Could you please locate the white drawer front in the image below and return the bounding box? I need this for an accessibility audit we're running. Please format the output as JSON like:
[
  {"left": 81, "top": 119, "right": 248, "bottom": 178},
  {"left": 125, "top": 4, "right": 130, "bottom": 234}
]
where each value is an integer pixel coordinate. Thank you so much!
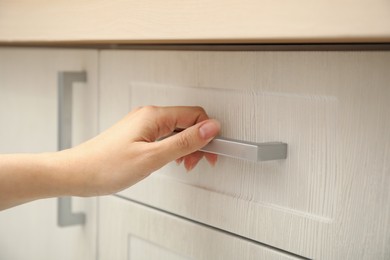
[
  {"left": 128, "top": 82, "right": 336, "bottom": 219},
  {"left": 128, "top": 236, "right": 189, "bottom": 260},
  {"left": 99, "top": 50, "right": 390, "bottom": 259},
  {"left": 98, "top": 196, "right": 303, "bottom": 260}
]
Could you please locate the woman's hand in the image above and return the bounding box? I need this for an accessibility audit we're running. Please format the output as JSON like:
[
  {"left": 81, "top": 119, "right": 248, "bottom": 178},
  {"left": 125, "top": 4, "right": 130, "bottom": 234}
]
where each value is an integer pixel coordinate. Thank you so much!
[
  {"left": 67, "top": 106, "right": 220, "bottom": 196},
  {"left": 0, "top": 106, "right": 220, "bottom": 209}
]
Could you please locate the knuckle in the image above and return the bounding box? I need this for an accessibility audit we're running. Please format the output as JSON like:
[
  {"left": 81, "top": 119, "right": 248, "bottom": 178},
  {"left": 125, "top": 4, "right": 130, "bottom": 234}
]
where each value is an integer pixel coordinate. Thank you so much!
[
  {"left": 194, "top": 106, "right": 206, "bottom": 113},
  {"left": 175, "top": 134, "right": 192, "bottom": 150},
  {"left": 141, "top": 105, "right": 158, "bottom": 114},
  {"left": 193, "top": 106, "right": 208, "bottom": 120},
  {"left": 133, "top": 106, "right": 144, "bottom": 112}
]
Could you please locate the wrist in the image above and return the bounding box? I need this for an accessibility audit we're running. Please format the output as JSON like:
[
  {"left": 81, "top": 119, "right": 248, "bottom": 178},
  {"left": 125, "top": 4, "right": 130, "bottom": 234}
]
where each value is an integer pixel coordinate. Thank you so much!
[
  {"left": 46, "top": 149, "right": 91, "bottom": 197},
  {"left": 0, "top": 152, "right": 80, "bottom": 209}
]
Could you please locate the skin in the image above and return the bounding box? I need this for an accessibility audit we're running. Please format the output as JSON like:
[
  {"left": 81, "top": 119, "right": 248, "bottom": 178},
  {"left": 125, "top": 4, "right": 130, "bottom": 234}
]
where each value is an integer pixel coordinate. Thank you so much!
[{"left": 0, "top": 106, "right": 220, "bottom": 210}]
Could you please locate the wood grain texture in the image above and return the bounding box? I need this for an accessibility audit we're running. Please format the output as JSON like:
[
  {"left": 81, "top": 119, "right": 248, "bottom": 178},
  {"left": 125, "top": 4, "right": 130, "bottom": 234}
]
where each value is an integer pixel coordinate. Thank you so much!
[
  {"left": 99, "top": 50, "right": 390, "bottom": 259},
  {"left": 0, "top": 48, "right": 99, "bottom": 260},
  {"left": 98, "top": 196, "right": 303, "bottom": 260},
  {"left": 0, "top": 0, "right": 390, "bottom": 44},
  {"left": 129, "top": 83, "right": 337, "bottom": 219}
]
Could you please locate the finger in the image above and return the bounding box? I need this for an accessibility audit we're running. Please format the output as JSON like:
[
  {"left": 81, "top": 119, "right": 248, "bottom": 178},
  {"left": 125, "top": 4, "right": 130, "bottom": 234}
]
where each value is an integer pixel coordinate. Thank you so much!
[
  {"left": 205, "top": 153, "right": 218, "bottom": 166},
  {"left": 160, "top": 106, "right": 209, "bottom": 127},
  {"left": 150, "top": 119, "right": 220, "bottom": 165},
  {"left": 183, "top": 151, "right": 204, "bottom": 172},
  {"left": 151, "top": 106, "right": 210, "bottom": 139}
]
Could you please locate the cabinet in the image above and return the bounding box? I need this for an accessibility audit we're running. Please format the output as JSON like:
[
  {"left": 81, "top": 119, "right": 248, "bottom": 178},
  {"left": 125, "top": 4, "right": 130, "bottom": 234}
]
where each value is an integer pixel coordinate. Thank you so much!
[
  {"left": 0, "top": 48, "right": 98, "bottom": 260},
  {"left": 1, "top": 47, "right": 389, "bottom": 259},
  {"left": 98, "top": 50, "right": 390, "bottom": 259}
]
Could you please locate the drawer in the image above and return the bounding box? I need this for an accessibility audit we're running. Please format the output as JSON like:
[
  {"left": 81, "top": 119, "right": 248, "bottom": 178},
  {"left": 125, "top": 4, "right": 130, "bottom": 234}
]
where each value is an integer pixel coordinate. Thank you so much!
[
  {"left": 98, "top": 195, "right": 304, "bottom": 259},
  {"left": 99, "top": 50, "right": 390, "bottom": 259}
]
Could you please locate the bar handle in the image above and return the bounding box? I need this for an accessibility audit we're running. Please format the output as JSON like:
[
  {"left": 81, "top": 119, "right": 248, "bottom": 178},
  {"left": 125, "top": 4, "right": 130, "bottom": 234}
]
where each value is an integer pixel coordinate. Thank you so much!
[
  {"left": 200, "top": 137, "right": 287, "bottom": 162},
  {"left": 164, "top": 132, "right": 287, "bottom": 162},
  {"left": 57, "top": 71, "right": 87, "bottom": 227}
]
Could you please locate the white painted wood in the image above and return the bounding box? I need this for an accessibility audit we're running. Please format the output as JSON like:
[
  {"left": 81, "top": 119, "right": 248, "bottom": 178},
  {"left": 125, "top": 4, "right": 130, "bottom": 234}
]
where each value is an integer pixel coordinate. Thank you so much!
[
  {"left": 98, "top": 196, "right": 302, "bottom": 260},
  {"left": 0, "top": 48, "right": 98, "bottom": 260},
  {"left": 0, "top": 1, "right": 389, "bottom": 44},
  {"left": 128, "top": 236, "right": 189, "bottom": 260},
  {"left": 99, "top": 50, "right": 390, "bottom": 259}
]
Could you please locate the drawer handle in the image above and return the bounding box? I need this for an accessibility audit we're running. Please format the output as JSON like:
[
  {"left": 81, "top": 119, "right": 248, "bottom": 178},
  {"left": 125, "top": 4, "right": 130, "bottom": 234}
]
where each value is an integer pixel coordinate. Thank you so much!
[
  {"left": 200, "top": 137, "right": 287, "bottom": 162},
  {"left": 166, "top": 132, "right": 287, "bottom": 162},
  {"left": 57, "top": 71, "right": 87, "bottom": 227}
]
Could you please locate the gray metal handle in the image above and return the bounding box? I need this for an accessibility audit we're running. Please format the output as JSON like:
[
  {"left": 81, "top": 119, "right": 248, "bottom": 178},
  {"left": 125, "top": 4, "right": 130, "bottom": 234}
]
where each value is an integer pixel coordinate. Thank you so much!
[
  {"left": 165, "top": 132, "right": 287, "bottom": 162},
  {"left": 200, "top": 137, "right": 287, "bottom": 162},
  {"left": 57, "top": 71, "right": 87, "bottom": 227}
]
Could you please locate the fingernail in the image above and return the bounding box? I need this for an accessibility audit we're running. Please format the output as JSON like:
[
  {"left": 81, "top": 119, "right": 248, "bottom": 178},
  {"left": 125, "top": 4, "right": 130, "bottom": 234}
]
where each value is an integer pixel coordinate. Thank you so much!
[
  {"left": 199, "top": 120, "right": 220, "bottom": 140},
  {"left": 184, "top": 157, "right": 198, "bottom": 172},
  {"left": 176, "top": 158, "right": 183, "bottom": 165},
  {"left": 186, "top": 163, "right": 193, "bottom": 172},
  {"left": 209, "top": 156, "right": 218, "bottom": 167}
]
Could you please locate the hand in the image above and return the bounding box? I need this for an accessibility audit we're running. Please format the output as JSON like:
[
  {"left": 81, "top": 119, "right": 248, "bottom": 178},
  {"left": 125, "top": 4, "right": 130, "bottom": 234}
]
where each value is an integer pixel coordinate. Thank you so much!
[
  {"left": 55, "top": 106, "right": 220, "bottom": 196},
  {"left": 0, "top": 106, "right": 220, "bottom": 209}
]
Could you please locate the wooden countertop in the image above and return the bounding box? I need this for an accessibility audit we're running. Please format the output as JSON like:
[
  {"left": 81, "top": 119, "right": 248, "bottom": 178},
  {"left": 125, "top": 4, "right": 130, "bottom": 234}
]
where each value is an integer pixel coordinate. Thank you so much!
[{"left": 0, "top": 0, "right": 389, "bottom": 45}]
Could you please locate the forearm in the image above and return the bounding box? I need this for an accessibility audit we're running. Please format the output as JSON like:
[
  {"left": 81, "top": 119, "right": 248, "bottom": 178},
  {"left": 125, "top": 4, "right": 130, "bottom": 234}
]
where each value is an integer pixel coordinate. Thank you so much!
[{"left": 0, "top": 152, "right": 77, "bottom": 210}]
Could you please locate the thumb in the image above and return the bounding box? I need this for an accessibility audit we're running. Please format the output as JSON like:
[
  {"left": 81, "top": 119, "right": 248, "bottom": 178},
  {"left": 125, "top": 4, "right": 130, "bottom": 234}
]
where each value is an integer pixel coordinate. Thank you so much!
[{"left": 153, "top": 119, "right": 220, "bottom": 164}]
